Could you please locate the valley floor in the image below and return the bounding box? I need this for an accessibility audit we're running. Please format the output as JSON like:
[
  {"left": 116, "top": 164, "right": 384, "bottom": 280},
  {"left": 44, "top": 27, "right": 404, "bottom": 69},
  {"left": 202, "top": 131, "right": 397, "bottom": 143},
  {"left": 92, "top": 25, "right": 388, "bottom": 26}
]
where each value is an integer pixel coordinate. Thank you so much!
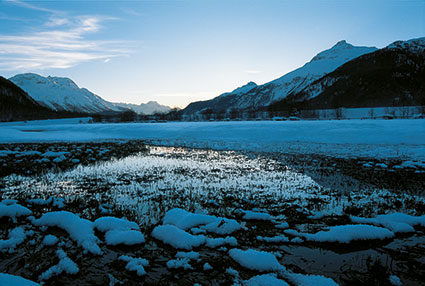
[{"left": 0, "top": 119, "right": 424, "bottom": 285}]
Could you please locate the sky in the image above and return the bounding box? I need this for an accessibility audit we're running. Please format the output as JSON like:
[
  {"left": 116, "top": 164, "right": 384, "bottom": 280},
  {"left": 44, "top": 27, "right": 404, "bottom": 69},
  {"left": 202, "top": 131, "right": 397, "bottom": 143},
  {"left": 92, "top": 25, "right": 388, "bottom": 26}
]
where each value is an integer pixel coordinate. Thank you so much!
[{"left": 0, "top": 0, "right": 424, "bottom": 108}]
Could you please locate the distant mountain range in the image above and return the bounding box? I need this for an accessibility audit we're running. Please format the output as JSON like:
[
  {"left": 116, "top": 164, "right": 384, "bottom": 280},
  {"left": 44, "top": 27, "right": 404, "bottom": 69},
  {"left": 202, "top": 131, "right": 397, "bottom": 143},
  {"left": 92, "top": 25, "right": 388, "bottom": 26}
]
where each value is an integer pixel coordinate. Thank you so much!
[
  {"left": 9, "top": 73, "right": 172, "bottom": 115},
  {"left": 183, "top": 37, "right": 425, "bottom": 117}
]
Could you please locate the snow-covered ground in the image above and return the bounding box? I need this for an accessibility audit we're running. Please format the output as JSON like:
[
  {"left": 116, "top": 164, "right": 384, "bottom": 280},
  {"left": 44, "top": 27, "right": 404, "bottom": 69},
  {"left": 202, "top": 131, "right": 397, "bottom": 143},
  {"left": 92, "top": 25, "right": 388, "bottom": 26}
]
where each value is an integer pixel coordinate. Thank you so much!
[{"left": 0, "top": 119, "right": 424, "bottom": 160}]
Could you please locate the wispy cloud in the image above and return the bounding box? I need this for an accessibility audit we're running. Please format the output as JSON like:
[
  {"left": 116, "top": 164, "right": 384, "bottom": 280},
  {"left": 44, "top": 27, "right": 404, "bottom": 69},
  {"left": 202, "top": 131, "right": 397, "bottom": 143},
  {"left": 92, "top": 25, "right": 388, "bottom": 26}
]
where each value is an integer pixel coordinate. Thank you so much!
[{"left": 0, "top": 1, "right": 131, "bottom": 71}]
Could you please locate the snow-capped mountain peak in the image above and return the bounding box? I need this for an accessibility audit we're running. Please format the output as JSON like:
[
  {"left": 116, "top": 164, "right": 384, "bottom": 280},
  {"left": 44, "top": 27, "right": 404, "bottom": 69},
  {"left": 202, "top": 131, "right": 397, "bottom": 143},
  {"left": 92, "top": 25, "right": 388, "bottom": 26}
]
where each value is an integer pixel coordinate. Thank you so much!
[
  {"left": 231, "top": 81, "right": 257, "bottom": 95},
  {"left": 9, "top": 73, "right": 172, "bottom": 114},
  {"left": 386, "top": 37, "right": 425, "bottom": 53}
]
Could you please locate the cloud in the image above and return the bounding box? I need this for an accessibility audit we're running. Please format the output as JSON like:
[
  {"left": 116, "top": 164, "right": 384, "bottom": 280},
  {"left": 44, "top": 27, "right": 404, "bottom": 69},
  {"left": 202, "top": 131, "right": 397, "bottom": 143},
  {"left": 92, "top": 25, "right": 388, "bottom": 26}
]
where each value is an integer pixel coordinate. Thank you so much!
[{"left": 0, "top": 2, "right": 131, "bottom": 71}]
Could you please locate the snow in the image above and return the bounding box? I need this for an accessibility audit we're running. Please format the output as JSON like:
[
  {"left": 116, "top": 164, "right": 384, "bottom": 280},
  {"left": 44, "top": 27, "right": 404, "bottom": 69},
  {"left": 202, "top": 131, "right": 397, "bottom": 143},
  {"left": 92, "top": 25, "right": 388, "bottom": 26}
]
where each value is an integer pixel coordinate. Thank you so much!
[
  {"left": 94, "top": 216, "right": 140, "bottom": 231},
  {"left": 175, "top": 251, "right": 200, "bottom": 260},
  {"left": 151, "top": 225, "right": 205, "bottom": 250},
  {"left": 118, "top": 255, "right": 149, "bottom": 276},
  {"left": 33, "top": 211, "right": 101, "bottom": 255},
  {"left": 42, "top": 151, "right": 70, "bottom": 158},
  {"left": 105, "top": 230, "right": 145, "bottom": 246},
  {"left": 203, "top": 263, "right": 213, "bottom": 271},
  {"left": 0, "top": 203, "right": 32, "bottom": 218},
  {"left": 291, "top": 224, "right": 394, "bottom": 243},
  {"left": 285, "top": 272, "right": 338, "bottom": 286},
  {"left": 205, "top": 236, "right": 238, "bottom": 248},
  {"left": 257, "top": 235, "right": 289, "bottom": 243},
  {"left": 244, "top": 274, "right": 289, "bottom": 286},
  {"left": 42, "top": 234, "right": 59, "bottom": 246},
  {"left": 0, "top": 119, "right": 423, "bottom": 161},
  {"left": 242, "top": 210, "right": 274, "bottom": 221},
  {"left": 275, "top": 222, "right": 289, "bottom": 229},
  {"left": 351, "top": 212, "right": 425, "bottom": 233},
  {"left": 389, "top": 275, "right": 402, "bottom": 286},
  {"left": 163, "top": 208, "right": 241, "bottom": 235},
  {"left": 228, "top": 249, "right": 285, "bottom": 272},
  {"left": 166, "top": 258, "right": 193, "bottom": 270},
  {"left": 0, "top": 273, "right": 40, "bottom": 286},
  {"left": 0, "top": 227, "right": 32, "bottom": 252},
  {"left": 39, "top": 249, "right": 79, "bottom": 281}
]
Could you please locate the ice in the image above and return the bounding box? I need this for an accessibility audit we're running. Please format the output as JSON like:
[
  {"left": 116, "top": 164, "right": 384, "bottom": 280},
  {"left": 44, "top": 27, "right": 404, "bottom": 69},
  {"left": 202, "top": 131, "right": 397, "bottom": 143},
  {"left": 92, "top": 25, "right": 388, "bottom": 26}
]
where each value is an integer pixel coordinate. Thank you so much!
[
  {"left": 118, "top": 255, "right": 149, "bottom": 276},
  {"left": 228, "top": 249, "right": 285, "bottom": 272},
  {"left": 151, "top": 225, "right": 205, "bottom": 250},
  {"left": 33, "top": 211, "right": 101, "bottom": 255},
  {"left": 39, "top": 249, "right": 79, "bottom": 281},
  {"left": 166, "top": 258, "right": 193, "bottom": 270},
  {"left": 285, "top": 272, "right": 338, "bottom": 286},
  {"left": 245, "top": 274, "right": 289, "bottom": 286},
  {"left": 42, "top": 234, "right": 59, "bottom": 246},
  {"left": 291, "top": 224, "right": 394, "bottom": 243},
  {"left": 0, "top": 273, "right": 40, "bottom": 286},
  {"left": 0, "top": 227, "right": 33, "bottom": 252},
  {"left": 205, "top": 236, "right": 238, "bottom": 248},
  {"left": 1, "top": 119, "right": 423, "bottom": 161}
]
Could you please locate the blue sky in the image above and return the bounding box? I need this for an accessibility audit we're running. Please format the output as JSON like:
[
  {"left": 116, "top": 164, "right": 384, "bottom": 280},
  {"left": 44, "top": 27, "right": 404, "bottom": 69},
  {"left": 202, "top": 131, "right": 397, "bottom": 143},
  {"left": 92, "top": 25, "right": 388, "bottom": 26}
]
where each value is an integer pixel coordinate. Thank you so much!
[{"left": 0, "top": 0, "right": 424, "bottom": 108}]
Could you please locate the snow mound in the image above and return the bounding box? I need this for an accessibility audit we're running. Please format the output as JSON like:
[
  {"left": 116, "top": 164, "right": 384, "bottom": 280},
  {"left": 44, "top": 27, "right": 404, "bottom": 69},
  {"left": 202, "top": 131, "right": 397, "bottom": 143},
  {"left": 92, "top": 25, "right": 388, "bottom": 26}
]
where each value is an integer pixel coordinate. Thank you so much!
[
  {"left": 118, "top": 255, "right": 149, "bottom": 276},
  {"left": 175, "top": 251, "right": 200, "bottom": 260},
  {"left": 33, "top": 211, "right": 101, "bottom": 255},
  {"left": 152, "top": 224, "right": 205, "bottom": 250},
  {"left": 206, "top": 236, "right": 238, "bottom": 248},
  {"left": 294, "top": 224, "right": 394, "bottom": 243},
  {"left": 0, "top": 203, "right": 32, "bottom": 218},
  {"left": 242, "top": 210, "right": 274, "bottom": 221},
  {"left": 39, "top": 249, "right": 79, "bottom": 281},
  {"left": 0, "top": 273, "right": 40, "bottom": 286},
  {"left": 94, "top": 216, "right": 144, "bottom": 246},
  {"left": 286, "top": 272, "right": 338, "bottom": 286},
  {"left": 351, "top": 212, "right": 425, "bottom": 233},
  {"left": 166, "top": 258, "right": 193, "bottom": 270},
  {"left": 163, "top": 208, "right": 240, "bottom": 234},
  {"left": 0, "top": 227, "right": 33, "bottom": 252},
  {"left": 257, "top": 235, "right": 289, "bottom": 243},
  {"left": 228, "top": 249, "right": 285, "bottom": 272},
  {"left": 245, "top": 274, "right": 289, "bottom": 286},
  {"left": 42, "top": 234, "right": 59, "bottom": 246}
]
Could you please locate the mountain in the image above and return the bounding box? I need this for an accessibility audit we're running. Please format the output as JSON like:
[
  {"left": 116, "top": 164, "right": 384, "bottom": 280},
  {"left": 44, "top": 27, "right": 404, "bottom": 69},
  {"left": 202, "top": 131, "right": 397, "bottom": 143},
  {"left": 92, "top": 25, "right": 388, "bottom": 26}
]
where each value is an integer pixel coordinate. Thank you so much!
[
  {"left": 113, "top": 101, "right": 172, "bottom": 115},
  {"left": 183, "top": 41, "right": 377, "bottom": 115},
  {"left": 9, "top": 73, "right": 172, "bottom": 115},
  {"left": 9, "top": 73, "right": 118, "bottom": 113},
  {"left": 270, "top": 37, "right": 425, "bottom": 110},
  {"left": 0, "top": 76, "right": 68, "bottom": 121}
]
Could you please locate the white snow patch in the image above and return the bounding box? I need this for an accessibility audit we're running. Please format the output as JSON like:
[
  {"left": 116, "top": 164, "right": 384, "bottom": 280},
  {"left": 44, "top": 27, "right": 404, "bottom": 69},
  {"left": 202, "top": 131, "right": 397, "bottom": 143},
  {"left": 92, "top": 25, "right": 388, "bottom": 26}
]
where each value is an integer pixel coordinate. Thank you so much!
[
  {"left": 152, "top": 225, "right": 205, "bottom": 250},
  {"left": 39, "top": 249, "right": 79, "bottom": 281},
  {"left": 351, "top": 212, "right": 425, "bottom": 233},
  {"left": 286, "top": 272, "right": 338, "bottom": 286},
  {"left": 166, "top": 258, "right": 193, "bottom": 270},
  {"left": 245, "top": 274, "right": 289, "bottom": 286},
  {"left": 205, "top": 236, "right": 238, "bottom": 248},
  {"left": 0, "top": 227, "right": 33, "bottom": 252},
  {"left": 42, "top": 234, "right": 59, "bottom": 246},
  {"left": 0, "top": 203, "right": 32, "bottom": 218},
  {"left": 118, "top": 255, "right": 149, "bottom": 276},
  {"left": 0, "top": 273, "right": 40, "bottom": 286},
  {"left": 242, "top": 210, "right": 274, "bottom": 221},
  {"left": 175, "top": 251, "right": 200, "bottom": 260},
  {"left": 94, "top": 217, "right": 144, "bottom": 246},
  {"left": 228, "top": 249, "right": 285, "bottom": 272},
  {"left": 33, "top": 211, "right": 101, "bottom": 255}
]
